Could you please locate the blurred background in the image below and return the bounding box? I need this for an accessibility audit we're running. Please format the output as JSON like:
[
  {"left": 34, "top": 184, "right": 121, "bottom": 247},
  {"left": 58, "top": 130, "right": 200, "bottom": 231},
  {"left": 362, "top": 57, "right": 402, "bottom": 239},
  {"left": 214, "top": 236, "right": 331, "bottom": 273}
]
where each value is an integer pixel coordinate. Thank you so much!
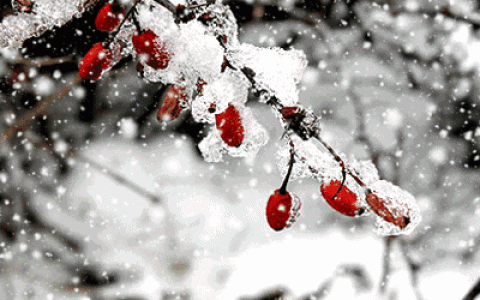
[{"left": 1, "top": 0, "right": 480, "bottom": 299}]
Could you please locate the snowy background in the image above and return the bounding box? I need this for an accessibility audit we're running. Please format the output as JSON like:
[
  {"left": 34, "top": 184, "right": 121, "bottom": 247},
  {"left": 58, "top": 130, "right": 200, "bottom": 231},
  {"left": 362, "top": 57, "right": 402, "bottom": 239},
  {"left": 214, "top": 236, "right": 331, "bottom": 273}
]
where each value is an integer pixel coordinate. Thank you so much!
[{"left": 1, "top": 0, "right": 480, "bottom": 299}]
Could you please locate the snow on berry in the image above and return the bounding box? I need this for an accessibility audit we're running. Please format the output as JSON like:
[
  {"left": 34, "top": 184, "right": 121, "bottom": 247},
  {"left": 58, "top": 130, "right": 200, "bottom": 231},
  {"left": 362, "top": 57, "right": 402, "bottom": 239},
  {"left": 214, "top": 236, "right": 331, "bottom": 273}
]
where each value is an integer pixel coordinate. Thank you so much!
[
  {"left": 79, "top": 42, "right": 117, "bottom": 80},
  {"left": 192, "top": 69, "right": 249, "bottom": 124},
  {"left": 320, "top": 180, "right": 365, "bottom": 217},
  {"left": 95, "top": 2, "right": 126, "bottom": 33},
  {"left": 199, "top": 106, "right": 268, "bottom": 162},
  {"left": 226, "top": 43, "right": 307, "bottom": 106},
  {"left": 136, "top": 2, "right": 224, "bottom": 86},
  {"left": 366, "top": 180, "right": 421, "bottom": 235},
  {"left": 157, "top": 85, "right": 188, "bottom": 121},
  {"left": 266, "top": 189, "right": 301, "bottom": 231}
]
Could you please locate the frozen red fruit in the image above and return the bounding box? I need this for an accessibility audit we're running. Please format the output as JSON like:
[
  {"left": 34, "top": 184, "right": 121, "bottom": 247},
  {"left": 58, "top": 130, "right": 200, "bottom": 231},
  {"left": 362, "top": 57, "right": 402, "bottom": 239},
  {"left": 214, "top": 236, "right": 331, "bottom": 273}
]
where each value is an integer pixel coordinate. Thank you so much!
[
  {"left": 366, "top": 191, "right": 410, "bottom": 229},
  {"left": 132, "top": 29, "right": 171, "bottom": 70},
  {"left": 266, "top": 189, "right": 301, "bottom": 231},
  {"left": 320, "top": 180, "right": 364, "bottom": 217},
  {"left": 215, "top": 104, "right": 245, "bottom": 147},
  {"left": 95, "top": 3, "right": 126, "bottom": 33},
  {"left": 281, "top": 106, "right": 299, "bottom": 119},
  {"left": 79, "top": 42, "right": 114, "bottom": 80},
  {"left": 157, "top": 85, "right": 186, "bottom": 121}
]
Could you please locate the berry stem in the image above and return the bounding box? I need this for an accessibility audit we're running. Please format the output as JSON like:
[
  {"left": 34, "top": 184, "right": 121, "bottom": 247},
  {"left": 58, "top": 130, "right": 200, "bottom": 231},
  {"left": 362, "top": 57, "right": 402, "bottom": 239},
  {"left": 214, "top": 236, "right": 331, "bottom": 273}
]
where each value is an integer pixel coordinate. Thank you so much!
[
  {"left": 279, "top": 138, "right": 295, "bottom": 195},
  {"left": 107, "top": 0, "right": 141, "bottom": 45}
]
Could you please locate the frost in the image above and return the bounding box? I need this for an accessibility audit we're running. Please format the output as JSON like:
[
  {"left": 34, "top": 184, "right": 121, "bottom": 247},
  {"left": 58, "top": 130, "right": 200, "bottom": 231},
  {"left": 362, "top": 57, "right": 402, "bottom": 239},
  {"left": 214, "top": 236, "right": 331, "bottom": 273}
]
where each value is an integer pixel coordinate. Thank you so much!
[
  {"left": 227, "top": 43, "right": 307, "bottom": 106},
  {"left": 368, "top": 180, "right": 421, "bottom": 235}
]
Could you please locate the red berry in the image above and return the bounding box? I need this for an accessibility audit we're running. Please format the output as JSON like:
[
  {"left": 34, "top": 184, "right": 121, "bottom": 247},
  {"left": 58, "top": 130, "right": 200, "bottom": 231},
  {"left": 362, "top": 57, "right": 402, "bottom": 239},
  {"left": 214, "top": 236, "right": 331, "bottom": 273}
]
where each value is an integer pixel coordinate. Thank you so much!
[
  {"left": 157, "top": 85, "right": 186, "bottom": 121},
  {"left": 366, "top": 192, "right": 410, "bottom": 229},
  {"left": 281, "top": 106, "right": 299, "bottom": 119},
  {"left": 266, "top": 189, "right": 301, "bottom": 231},
  {"left": 320, "top": 180, "right": 364, "bottom": 217},
  {"left": 79, "top": 42, "right": 114, "bottom": 80},
  {"left": 215, "top": 104, "right": 245, "bottom": 147},
  {"left": 95, "top": 3, "right": 126, "bottom": 33},
  {"left": 132, "top": 30, "right": 171, "bottom": 70}
]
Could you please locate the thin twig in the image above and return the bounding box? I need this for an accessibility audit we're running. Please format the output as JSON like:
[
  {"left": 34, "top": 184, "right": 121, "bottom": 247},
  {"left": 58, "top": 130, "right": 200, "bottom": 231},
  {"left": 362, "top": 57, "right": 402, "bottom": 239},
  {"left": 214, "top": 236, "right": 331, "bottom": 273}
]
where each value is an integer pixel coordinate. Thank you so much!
[
  {"left": 0, "top": 75, "right": 82, "bottom": 146},
  {"left": 380, "top": 236, "right": 395, "bottom": 293},
  {"left": 75, "top": 154, "right": 162, "bottom": 204},
  {"left": 399, "top": 239, "right": 424, "bottom": 300}
]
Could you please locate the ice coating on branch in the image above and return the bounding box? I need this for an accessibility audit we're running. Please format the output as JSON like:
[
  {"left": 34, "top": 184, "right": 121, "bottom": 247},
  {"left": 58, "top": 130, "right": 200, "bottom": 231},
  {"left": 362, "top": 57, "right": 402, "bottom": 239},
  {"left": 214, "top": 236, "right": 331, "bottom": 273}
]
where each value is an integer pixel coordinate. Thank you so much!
[
  {"left": 192, "top": 70, "right": 249, "bottom": 124},
  {"left": 276, "top": 137, "right": 338, "bottom": 181},
  {"left": 349, "top": 159, "right": 380, "bottom": 186},
  {"left": 201, "top": 3, "right": 239, "bottom": 46},
  {"left": 198, "top": 107, "right": 268, "bottom": 162},
  {"left": 368, "top": 180, "right": 421, "bottom": 235},
  {"left": 1, "top": 0, "right": 90, "bottom": 48},
  {"left": 227, "top": 44, "right": 307, "bottom": 106}
]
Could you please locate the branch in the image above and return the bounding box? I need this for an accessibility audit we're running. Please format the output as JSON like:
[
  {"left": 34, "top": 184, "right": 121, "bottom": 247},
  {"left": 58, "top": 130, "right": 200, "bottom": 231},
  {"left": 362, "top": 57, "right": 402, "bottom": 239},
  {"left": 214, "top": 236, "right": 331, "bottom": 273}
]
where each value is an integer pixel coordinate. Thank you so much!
[
  {"left": 463, "top": 278, "right": 480, "bottom": 300},
  {"left": 75, "top": 154, "right": 162, "bottom": 204},
  {"left": 380, "top": 236, "right": 394, "bottom": 293}
]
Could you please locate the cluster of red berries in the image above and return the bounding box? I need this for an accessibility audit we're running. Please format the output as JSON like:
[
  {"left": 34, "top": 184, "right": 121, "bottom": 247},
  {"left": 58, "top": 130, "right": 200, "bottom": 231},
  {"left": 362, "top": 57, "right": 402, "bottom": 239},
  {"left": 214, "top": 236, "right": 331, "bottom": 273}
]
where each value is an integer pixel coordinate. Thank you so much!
[
  {"left": 79, "top": 2, "right": 171, "bottom": 81},
  {"left": 80, "top": 2, "right": 246, "bottom": 149},
  {"left": 265, "top": 106, "right": 414, "bottom": 232}
]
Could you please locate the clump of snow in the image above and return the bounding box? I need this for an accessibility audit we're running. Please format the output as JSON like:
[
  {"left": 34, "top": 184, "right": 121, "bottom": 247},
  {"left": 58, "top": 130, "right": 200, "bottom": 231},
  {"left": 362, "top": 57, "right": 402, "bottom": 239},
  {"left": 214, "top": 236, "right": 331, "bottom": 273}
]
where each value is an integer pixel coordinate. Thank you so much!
[
  {"left": 1, "top": 0, "right": 90, "bottom": 48},
  {"left": 227, "top": 43, "right": 307, "bottom": 106},
  {"left": 142, "top": 19, "right": 224, "bottom": 86},
  {"left": 192, "top": 70, "right": 249, "bottom": 124}
]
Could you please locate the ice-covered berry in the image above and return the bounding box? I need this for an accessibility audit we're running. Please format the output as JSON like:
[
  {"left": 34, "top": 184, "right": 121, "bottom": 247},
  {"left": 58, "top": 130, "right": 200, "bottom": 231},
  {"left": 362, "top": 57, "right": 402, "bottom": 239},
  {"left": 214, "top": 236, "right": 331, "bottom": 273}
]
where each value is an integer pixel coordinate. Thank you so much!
[
  {"left": 132, "top": 29, "right": 171, "bottom": 70},
  {"left": 157, "top": 85, "right": 186, "bottom": 121},
  {"left": 365, "top": 180, "right": 420, "bottom": 234},
  {"left": 79, "top": 42, "right": 115, "bottom": 80},
  {"left": 320, "top": 180, "right": 364, "bottom": 217},
  {"left": 266, "top": 189, "right": 301, "bottom": 231},
  {"left": 215, "top": 104, "right": 244, "bottom": 147},
  {"left": 95, "top": 3, "right": 126, "bottom": 33}
]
